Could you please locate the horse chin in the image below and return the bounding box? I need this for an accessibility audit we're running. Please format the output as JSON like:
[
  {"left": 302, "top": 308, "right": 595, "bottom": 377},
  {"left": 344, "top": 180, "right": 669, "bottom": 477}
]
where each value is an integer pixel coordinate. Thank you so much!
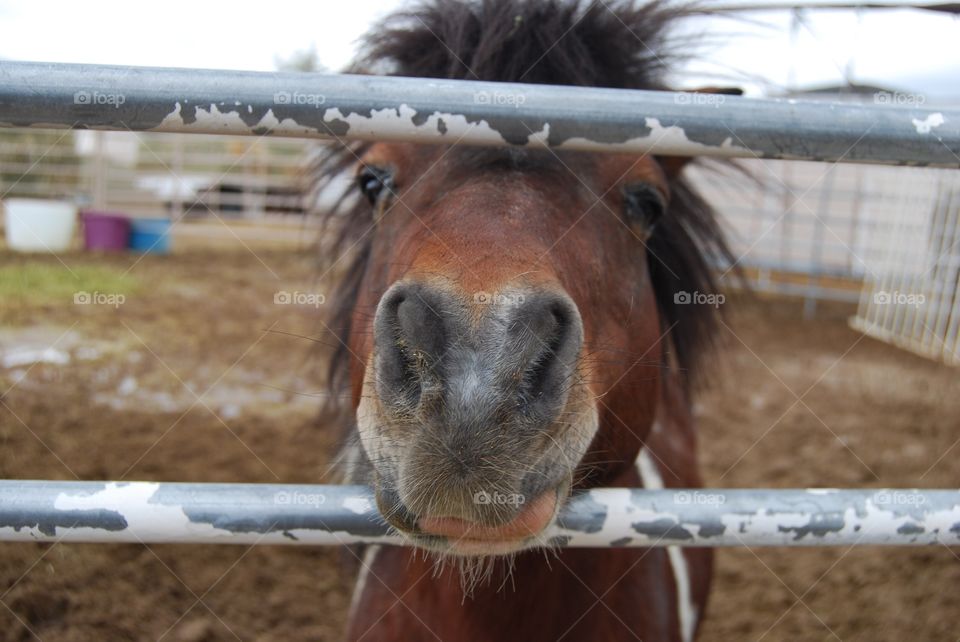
[
  {"left": 392, "top": 480, "right": 570, "bottom": 559},
  {"left": 408, "top": 535, "right": 540, "bottom": 558}
]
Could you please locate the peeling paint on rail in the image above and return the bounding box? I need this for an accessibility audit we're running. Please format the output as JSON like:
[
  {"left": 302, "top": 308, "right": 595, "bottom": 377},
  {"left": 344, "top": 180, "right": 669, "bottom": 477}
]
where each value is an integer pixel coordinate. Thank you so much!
[
  {"left": 1, "top": 61, "right": 959, "bottom": 166},
  {"left": 2, "top": 482, "right": 959, "bottom": 548}
]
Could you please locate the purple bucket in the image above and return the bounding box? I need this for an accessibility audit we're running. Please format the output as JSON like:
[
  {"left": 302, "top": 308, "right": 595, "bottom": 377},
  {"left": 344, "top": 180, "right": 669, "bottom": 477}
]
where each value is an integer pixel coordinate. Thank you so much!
[{"left": 82, "top": 212, "right": 130, "bottom": 251}]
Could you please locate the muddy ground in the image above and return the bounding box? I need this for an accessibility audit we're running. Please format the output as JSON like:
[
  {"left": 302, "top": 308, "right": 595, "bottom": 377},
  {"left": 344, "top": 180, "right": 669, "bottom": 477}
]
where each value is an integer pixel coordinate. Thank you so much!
[{"left": 0, "top": 245, "right": 957, "bottom": 641}]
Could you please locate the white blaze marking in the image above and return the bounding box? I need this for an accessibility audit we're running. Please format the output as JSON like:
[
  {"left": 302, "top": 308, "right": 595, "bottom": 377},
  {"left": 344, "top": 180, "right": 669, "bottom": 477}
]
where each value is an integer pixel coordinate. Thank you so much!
[
  {"left": 348, "top": 545, "right": 381, "bottom": 622},
  {"left": 636, "top": 448, "right": 696, "bottom": 642}
]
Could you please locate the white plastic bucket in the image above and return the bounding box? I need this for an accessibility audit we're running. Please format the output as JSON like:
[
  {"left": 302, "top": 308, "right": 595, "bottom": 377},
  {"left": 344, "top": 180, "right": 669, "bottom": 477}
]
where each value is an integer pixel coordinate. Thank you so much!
[{"left": 3, "top": 199, "right": 78, "bottom": 252}]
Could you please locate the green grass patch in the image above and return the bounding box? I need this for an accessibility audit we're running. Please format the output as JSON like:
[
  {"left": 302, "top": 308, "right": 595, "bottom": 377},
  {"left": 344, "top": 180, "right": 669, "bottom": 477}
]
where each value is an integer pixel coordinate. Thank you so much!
[{"left": 0, "top": 261, "right": 140, "bottom": 305}]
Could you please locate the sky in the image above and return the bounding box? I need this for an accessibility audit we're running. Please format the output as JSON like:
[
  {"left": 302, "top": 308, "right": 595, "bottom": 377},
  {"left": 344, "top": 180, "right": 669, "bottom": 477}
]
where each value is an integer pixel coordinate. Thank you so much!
[{"left": 0, "top": 0, "right": 957, "bottom": 101}]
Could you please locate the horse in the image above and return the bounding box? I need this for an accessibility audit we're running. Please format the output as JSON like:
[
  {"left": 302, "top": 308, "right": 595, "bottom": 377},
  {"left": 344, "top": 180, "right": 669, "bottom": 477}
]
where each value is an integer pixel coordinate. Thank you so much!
[{"left": 313, "top": 1, "right": 736, "bottom": 640}]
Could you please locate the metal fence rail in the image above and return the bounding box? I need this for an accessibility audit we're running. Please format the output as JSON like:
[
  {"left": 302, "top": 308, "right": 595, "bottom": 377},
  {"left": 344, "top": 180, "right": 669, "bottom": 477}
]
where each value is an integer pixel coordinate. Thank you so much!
[
  {"left": 1, "top": 61, "right": 959, "bottom": 166},
  {"left": 1, "top": 481, "right": 958, "bottom": 548}
]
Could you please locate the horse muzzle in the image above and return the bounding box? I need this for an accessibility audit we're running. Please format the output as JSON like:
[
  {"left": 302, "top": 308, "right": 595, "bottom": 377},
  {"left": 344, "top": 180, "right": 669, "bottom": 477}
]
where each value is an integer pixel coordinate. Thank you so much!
[{"left": 361, "top": 279, "right": 588, "bottom": 555}]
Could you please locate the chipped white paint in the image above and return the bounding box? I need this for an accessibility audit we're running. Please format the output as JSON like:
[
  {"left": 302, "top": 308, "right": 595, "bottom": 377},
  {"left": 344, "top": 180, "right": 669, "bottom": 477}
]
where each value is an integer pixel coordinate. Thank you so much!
[
  {"left": 549, "top": 485, "right": 960, "bottom": 547},
  {"left": 251, "top": 109, "right": 316, "bottom": 136},
  {"left": 636, "top": 449, "right": 697, "bottom": 642},
  {"left": 0, "top": 522, "right": 397, "bottom": 546},
  {"left": 53, "top": 482, "right": 231, "bottom": 542},
  {"left": 158, "top": 102, "right": 249, "bottom": 132},
  {"left": 344, "top": 496, "right": 374, "bottom": 515},
  {"left": 717, "top": 505, "right": 824, "bottom": 544},
  {"left": 3, "top": 482, "right": 960, "bottom": 547},
  {"left": 557, "top": 117, "right": 750, "bottom": 157},
  {"left": 157, "top": 102, "right": 319, "bottom": 137},
  {"left": 0, "top": 481, "right": 399, "bottom": 546},
  {"left": 525, "top": 123, "right": 551, "bottom": 146},
  {"left": 643, "top": 117, "right": 743, "bottom": 154},
  {"left": 157, "top": 102, "right": 185, "bottom": 127},
  {"left": 912, "top": 113, "right": 945, "bottom": 134},
  {"left": 323, "top": 105, "right": 509, "bottom": 145},
  {"left": 421, "top": 111, "right": 515, "bottom": 144},
  {"left": 4, "top": 60, "right": 960, "bottom": 165}
]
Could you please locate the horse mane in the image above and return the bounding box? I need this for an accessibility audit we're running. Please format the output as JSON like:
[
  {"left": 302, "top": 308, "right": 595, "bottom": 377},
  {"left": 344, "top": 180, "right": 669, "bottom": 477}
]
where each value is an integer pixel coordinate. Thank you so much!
[{"left": 313, "top": 0, "right": 735, "bottom": 411}]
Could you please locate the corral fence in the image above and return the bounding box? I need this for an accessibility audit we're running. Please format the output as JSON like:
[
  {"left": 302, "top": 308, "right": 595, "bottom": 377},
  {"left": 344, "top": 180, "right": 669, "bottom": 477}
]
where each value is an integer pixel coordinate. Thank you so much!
[
  {"left": 0, "top": 129, "right": 311, "bottom": 218},
  {"left": 850, "top": 172, "right": 960, "bottom": 365},
  {"left": 4, "top": 132, "right": 957, "bottom": 315},
  {"left": 0, "top": 60, "right": 958, "bottom": 548}
]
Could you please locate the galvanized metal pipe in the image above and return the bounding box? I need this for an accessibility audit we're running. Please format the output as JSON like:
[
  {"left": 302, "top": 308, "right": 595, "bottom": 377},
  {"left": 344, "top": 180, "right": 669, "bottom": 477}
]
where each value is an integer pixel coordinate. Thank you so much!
[
  {"left": 1, "top": 61, "right": 958, "bottom": 167},
  {"left": 1, "top": 481, "right": 958, "bottom": 547}
]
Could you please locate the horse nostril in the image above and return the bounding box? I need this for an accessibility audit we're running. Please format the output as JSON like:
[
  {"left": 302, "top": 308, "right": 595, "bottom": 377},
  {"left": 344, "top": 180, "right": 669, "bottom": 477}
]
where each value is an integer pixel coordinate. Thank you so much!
[
  {"left": 373, "top": 284, "right": 582, "bottom": 419},
  {"left": 507, "top": 294, "right": 583, "bottom": 413},
  {"left": 373, "top": 284, "right": 448, "bottom": 408},
  {"left": 522, "top": 309, "right": 564, "bottom": 393}
]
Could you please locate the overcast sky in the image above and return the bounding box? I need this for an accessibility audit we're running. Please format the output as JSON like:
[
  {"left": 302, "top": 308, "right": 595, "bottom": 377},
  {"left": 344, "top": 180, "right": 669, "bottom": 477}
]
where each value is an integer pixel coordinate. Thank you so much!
[{"left": 0, "top": 0, "right": 956, "bottom": 100}]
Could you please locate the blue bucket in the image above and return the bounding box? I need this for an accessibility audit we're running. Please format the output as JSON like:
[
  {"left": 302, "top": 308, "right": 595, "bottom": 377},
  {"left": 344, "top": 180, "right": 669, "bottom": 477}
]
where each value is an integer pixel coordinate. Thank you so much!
[{"left": 128, "top": 217, "right": 172, "bottom": 254}]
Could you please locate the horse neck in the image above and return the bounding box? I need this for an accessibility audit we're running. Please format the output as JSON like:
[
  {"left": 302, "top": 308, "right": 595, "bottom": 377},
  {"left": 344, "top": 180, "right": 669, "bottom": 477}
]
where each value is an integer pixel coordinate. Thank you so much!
[{"left": 345, "top": 521, "right": 690, "bottom": 642}]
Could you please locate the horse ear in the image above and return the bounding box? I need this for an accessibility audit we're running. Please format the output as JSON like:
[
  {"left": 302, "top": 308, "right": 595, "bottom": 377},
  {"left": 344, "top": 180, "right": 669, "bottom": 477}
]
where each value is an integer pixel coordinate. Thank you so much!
[{"left": 656, "top": 87, "right": 744, "bottom": 179}]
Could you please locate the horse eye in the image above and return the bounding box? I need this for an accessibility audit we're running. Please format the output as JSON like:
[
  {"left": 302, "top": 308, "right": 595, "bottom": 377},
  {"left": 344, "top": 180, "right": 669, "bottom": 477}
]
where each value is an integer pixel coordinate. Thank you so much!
[
  {"left": 623, "top": 183, "right": 666, "bottom": 238},
  {"left": 357, "top": 165, "right": 394, "bottom": 206}
]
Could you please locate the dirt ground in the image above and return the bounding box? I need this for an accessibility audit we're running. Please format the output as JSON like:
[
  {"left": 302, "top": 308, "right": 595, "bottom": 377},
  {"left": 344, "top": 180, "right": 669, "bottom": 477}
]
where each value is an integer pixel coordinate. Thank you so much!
[{"left": 0, "top": 243, "right": 957, "bottom": 641}]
